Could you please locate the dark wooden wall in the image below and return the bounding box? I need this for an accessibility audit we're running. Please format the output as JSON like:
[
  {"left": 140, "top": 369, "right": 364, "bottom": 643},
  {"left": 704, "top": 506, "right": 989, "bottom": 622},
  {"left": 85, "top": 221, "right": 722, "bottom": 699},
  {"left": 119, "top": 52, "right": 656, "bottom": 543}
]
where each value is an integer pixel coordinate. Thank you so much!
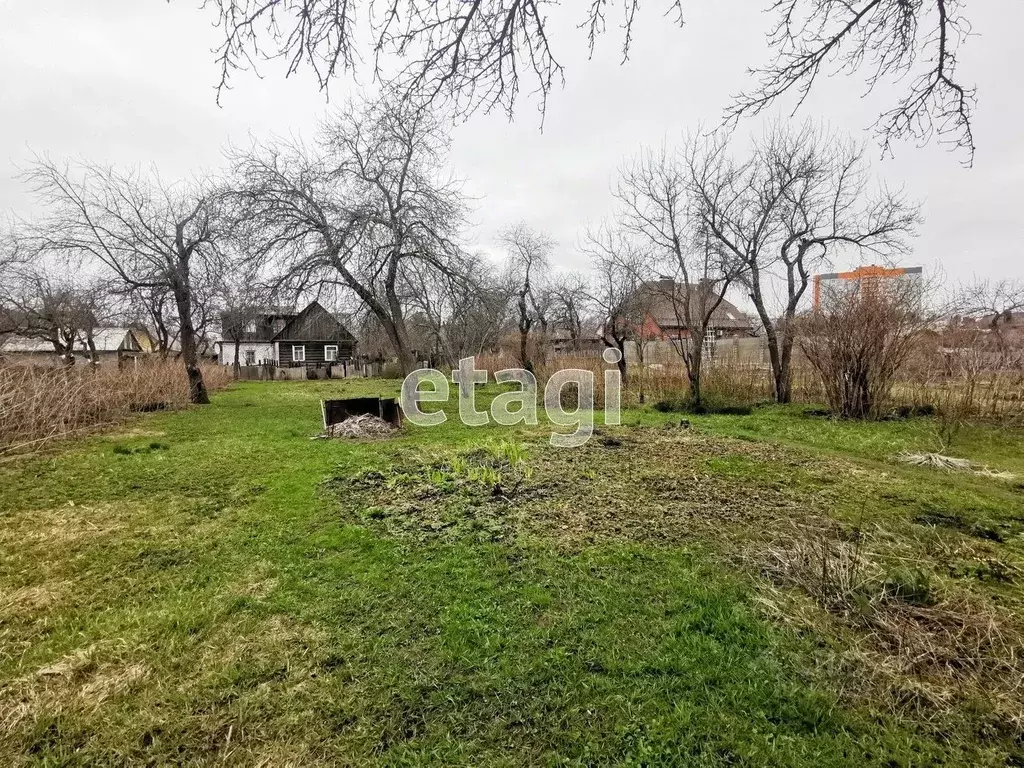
[{"left": 278, "top": 340, "right": 356, "bottom": 365}]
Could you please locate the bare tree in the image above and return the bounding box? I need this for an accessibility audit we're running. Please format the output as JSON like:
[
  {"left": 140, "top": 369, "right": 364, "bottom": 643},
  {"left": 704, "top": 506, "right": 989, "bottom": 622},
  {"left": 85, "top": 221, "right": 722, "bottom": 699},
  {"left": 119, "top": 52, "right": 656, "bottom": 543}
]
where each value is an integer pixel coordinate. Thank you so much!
[
  {"left": 548, "top": 271, "right": 592, "bottom": 354},
  {"left": 580, "top": 221, "right": 653, "bottom": 385},
  {"left": 692, "top": 121, "right": 920, "bottom": 404},
  {"left": 954, "top": 278, "right": 1024, "bottom": 366},
  {"left": 0, "top": 266, "right": 109, "bottom": 365},
  {"left": 616, "top": 142, "right": 747, "bottom": 407},
  {"left": 217, "top": 266, "right": 275, "bottom": 376},
  {"left": 204, "top": 0, "right": 977, "bottom": 161},
  {"left": 404, "top": 254, "right": 512, "bottom": 367},
  {"left": 0, "top": 226, "right": 28, "bottom": 336},
  {"left": 927, "top": 321, "right": 986, "bottom": 452},
  {"left": 229, "top": 93, "right": 469, "bottom": 376},
  {"left": 122, "top": 285, "right": 180, "bottom": 358},
  {"left": 77, "top": 284, "right": 117, "bottom": 365},
  {"left": 21, "top": 159, "right": 226, "bottom": 403},
  {"left": 499, "top": 222, "right": 554, "bottom": 373}
]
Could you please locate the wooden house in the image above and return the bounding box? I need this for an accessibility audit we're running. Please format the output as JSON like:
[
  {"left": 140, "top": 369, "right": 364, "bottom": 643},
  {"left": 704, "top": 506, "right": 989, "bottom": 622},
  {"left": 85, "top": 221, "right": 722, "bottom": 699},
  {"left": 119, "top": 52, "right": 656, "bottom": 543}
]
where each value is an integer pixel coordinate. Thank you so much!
[{"left": 217, "top": 301, "right": 356, "bottom": 368}]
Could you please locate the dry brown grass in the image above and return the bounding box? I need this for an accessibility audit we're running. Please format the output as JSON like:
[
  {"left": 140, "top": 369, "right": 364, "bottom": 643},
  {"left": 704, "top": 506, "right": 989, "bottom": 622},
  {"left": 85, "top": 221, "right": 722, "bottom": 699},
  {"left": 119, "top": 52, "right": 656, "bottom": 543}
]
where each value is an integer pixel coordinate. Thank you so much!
[
  {"left": 479, "top": 345, "right": 1023, "bottom": 425},
  {"left": 0, "top": 642, "right": 151, "bottom": 739},
  {"left": 901, "top": 347, "right": 1024, "bottom": 425},
  {"left": 0, "top": 361, "right": 232, "bottom": 455},
  {"left": 478, "top": 351, "right": 823, "bottom": 408},
  {"left": 758, "top": 522, "right": 1024, "bottom": 736}
]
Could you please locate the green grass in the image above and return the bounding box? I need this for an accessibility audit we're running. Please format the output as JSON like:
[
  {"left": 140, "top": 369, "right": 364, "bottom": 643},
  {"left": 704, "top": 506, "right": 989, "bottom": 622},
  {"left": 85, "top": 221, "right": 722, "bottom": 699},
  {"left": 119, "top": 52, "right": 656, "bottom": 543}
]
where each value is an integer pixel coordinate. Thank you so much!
[{"left": 1, "top": 380, "right": 1023, "bottom": 765}]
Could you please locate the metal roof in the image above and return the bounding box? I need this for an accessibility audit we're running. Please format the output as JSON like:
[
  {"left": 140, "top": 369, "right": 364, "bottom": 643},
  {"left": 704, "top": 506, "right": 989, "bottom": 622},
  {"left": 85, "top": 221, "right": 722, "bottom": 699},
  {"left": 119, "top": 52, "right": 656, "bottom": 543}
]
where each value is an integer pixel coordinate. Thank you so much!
[{"left": 0, "top": 327, "right": 142, "bottom": 354}]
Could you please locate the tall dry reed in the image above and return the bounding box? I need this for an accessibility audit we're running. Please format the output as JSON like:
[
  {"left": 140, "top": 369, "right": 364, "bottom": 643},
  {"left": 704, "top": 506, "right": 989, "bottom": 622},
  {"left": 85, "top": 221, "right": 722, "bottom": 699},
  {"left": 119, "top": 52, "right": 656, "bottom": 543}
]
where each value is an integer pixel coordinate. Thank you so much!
[{"left": 0, "top": 361, "right": 232, "bottom": 455}]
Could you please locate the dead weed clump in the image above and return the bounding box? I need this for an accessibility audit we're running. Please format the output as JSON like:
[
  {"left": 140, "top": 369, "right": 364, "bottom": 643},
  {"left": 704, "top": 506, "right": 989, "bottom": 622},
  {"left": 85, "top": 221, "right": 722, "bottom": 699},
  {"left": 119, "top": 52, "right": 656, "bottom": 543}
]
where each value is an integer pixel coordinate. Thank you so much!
[
  {"left": 758, "top": 522, "right": 1024, "bottom": 738},
  {"left": 0, "top": 645, "right": 151, "bottom": 741}
]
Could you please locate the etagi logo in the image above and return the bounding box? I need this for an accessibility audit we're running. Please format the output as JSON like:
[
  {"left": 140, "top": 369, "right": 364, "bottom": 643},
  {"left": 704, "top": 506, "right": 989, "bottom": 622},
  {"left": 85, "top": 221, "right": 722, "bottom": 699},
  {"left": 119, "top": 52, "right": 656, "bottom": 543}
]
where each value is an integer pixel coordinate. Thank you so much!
[{"left": 400, "top": 349, "right": 623, "bottom": 448}]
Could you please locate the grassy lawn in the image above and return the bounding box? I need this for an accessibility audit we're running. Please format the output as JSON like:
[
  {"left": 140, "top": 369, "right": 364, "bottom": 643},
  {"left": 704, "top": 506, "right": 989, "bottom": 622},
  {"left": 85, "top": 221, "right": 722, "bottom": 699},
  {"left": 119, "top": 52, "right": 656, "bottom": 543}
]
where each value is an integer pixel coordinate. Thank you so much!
[{"left": 2, "top": 379, "right": 1024, "bottom": 765}]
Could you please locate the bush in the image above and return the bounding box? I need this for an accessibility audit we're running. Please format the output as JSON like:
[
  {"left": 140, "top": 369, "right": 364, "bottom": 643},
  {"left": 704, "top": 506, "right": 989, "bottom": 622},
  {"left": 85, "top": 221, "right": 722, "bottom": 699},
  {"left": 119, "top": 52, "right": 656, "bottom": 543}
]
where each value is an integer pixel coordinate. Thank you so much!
[{"left": 798, "top": 278, "right": 932, "bottom": 419}]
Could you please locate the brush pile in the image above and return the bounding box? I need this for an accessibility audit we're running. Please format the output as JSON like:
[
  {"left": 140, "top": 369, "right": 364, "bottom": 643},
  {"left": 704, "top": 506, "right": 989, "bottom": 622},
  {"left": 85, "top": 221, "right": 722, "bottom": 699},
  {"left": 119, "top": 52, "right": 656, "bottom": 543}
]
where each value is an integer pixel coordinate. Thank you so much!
[
  {"left": 316, "top": 414, "right": 399, "bottom": 439},
  {"left": 896, "top": 451, "right": 1017, "bottom": 480},
  {"left": 896, "top": 452, "right": 972, "bottom": 470}
]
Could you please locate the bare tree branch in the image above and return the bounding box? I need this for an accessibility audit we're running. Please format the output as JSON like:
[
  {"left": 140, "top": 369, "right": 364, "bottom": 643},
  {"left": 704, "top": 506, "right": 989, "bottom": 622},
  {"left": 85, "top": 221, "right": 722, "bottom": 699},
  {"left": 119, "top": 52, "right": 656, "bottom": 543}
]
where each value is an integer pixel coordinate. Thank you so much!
[
  {"left": 227, "top": 91, "right": 471, "bottom": 374},
  {"left": 203, "top": 0, "right": 977, "bottom": 161},
  {"left": 728, "top": 0, "right": 976, "bottom": 164},
  {"left": 498, "top": 221, "right": 555, "bottom": 372},
  {"left": 19, "top": 158, "right": 227, "bottom": 402}
]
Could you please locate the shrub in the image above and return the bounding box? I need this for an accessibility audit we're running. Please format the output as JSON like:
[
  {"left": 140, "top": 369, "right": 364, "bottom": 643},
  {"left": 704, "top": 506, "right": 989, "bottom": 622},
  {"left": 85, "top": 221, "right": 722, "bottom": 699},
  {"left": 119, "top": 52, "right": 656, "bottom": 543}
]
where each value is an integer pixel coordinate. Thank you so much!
[{"left": 798, "top": 278, "right": 932, "bottom": 419}]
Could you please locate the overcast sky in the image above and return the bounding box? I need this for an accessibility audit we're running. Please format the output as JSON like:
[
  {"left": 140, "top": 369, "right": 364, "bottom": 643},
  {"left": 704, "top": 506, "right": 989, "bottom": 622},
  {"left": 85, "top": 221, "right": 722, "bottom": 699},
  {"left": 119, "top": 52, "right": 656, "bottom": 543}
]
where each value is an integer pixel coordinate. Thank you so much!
[{"left": 1, "top": 0, "right": 1021, "bottom": 305}]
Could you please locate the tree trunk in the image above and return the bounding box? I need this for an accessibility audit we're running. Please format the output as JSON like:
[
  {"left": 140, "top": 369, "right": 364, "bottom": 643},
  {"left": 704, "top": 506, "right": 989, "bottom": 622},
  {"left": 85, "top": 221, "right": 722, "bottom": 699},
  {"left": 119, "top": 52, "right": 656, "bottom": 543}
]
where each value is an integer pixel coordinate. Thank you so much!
[
  {"left": 53, "top": 337, "right": 75, "bottom": 367},
  {"left": 232, "top": 339, "right": 241, "bottom": 380},
  {"left": 775, "top": 361, "right": 792, "bottom": 404},
  {"left": 380, "top": 315, "right": 417, "bottom": 377},
  {"left": 172, "top": 283, "right": 210, "bottom": 405},
  {"left": 747, "top": 248, "right": 810, "bottom": 406},
  {"left": 775, "top": 332, "right": 795, "bottom": 405},
  {"left": 535, "top": 318, "right": 549, "bottom": 367},
  {"left": 86, "top": 335, "right": 99, "bottom": 368},
  {"left": 689, "top": 367, "right": 702, "bottom": 408},
  {"left": 687, "top": 335, "right": 704, "bottom": 408},
  {"left": 519, "top": 328, "right": 532, "bottom": 374},
  {"left": 397, "top": 347, "right": 417, "bottom": 377},
  {"left": 517, "top": 287, "right": 533, "bottom": 373}
]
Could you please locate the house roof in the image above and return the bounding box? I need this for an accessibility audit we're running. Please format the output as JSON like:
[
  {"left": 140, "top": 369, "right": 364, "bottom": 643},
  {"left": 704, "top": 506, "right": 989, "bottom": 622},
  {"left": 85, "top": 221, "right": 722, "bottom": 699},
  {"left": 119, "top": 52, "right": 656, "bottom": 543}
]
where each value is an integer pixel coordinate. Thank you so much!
[
  {"left": 636, "top": 279, "right": 753, "bottom": 331},
  {"left": 0, "top": 327, "right": 145, "bottom": 354},
  {"left": 273, "top": 301, "right": 355, "bottom": 342},
  {"left": 91, "top": 328, "right": 143, "bottom": 352},
  {"left": 0, "top": 335, "right": 52, "bottom": 353},
  {"left": 222, "top": 309, "right": 296, "bottom": 343}
]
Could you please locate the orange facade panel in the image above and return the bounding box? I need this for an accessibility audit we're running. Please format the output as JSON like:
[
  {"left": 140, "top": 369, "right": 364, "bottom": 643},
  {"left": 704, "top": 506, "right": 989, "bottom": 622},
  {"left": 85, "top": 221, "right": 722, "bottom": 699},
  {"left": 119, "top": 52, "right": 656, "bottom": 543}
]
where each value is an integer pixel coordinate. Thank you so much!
[{"left": 813, "top": 265, "right": 923, "bottom": 309}]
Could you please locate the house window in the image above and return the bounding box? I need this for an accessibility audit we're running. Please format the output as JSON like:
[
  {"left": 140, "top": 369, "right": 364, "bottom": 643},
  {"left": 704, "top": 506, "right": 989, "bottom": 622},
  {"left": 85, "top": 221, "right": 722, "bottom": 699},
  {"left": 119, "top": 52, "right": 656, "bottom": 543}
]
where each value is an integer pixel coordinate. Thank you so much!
[
  {"left": 244, "top": 349, "right": 256, "bottom": 366},
  {"left": 324, "top": 345, "right": 338, "bottom": 362},
  {"left": 292, "top": 345, "right": 306, "bottom": 363}
]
